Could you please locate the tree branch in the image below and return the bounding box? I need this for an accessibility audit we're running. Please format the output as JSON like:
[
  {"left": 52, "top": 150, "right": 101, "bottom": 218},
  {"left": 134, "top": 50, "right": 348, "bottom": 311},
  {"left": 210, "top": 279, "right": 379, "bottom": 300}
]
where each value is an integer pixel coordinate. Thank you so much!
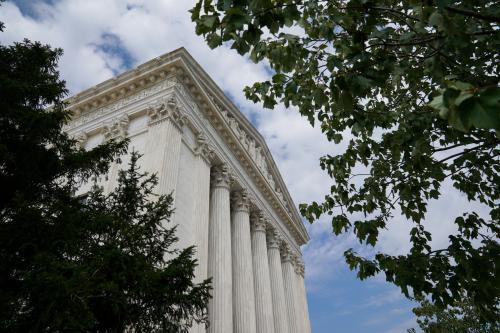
[
  {"left": 444, "top": 6, "right": 500, "bottom": 23},
  {"left": 438, "top": 141, "right": 499, "bottom": 164}
]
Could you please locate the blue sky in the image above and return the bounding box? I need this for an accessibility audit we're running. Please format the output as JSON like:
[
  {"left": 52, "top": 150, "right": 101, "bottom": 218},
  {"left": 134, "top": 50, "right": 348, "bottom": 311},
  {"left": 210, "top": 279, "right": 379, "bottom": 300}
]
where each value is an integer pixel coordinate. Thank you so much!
[{"left": 3, "top": 1, "right": 484, "bottom": 332}]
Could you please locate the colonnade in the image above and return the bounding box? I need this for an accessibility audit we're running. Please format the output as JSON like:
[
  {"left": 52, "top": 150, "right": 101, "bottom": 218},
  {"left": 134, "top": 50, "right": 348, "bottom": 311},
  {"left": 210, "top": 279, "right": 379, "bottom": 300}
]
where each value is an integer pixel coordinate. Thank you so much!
[{"left": 207, "top": 164, "right": 311, "bottom": 333}]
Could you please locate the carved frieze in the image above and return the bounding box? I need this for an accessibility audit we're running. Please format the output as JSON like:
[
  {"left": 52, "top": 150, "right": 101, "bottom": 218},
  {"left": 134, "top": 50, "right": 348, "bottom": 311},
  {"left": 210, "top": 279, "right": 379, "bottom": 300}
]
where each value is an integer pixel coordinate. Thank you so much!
[
  {"left": 208, "top": 92, "right": 290, "bottom": 214},
  {"left": 64, "top": 78, "right": 177, "bottom": 131},
  {"left": 147, "top": 95, "right": 186, "bottom": 129},
  {"left": 102, "top": 114, "right": 129, "bottom": 141},
  {"left": 195, "top": 133, "right": 216, "bottom": 165},
  {"left": 75, "top": 131, "right": 88, "bottom": 148}
]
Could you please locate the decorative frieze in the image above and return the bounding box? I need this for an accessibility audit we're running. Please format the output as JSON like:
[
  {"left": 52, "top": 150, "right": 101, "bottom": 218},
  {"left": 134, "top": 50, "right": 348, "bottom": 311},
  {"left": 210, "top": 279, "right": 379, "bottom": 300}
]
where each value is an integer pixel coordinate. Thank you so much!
[
  {"left": 75, "top": 131, "right": 87, "bottom": 148},
  {"left": 64, "top": 77, "right": 178, "bottom": 131},
  {"left": 147, "top": 95, "right": 186, "bottom": 129},
  {"left": 209, "top": 94, "right": 284, "bottom": 203},
  {"left": 195, "top": 133, "right": 216, "bottom": 165},
  {"left": 102, "top": 114, "right": 129, "bottom": 141}
]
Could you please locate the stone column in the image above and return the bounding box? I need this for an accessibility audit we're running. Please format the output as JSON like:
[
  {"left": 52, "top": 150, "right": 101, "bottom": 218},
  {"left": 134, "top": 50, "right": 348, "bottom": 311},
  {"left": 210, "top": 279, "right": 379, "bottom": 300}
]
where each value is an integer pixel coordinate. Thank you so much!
[
  {"left": 295, "top": 260, "right": 312, "bottom": 333},
  {"left": 282, "top": 246, "right": 299, "bottom": 333},
  {"left": 267, "top": 229, "right": 289, "bottom": 333},
  {"left": 207, "top": 164, "right": 232, "bottom": 333},
  {"left": 143, "top": 96, "right": 184, "bottom": 195},
  {"left": 251, "top": 214, "right": 275, "bottom": 333},
  {"left": 101, "top": 115, "right": 130, "bottom": 194},
  {"left": 293, "top": 256, "right": 304, "bottom": 333},
  {"left": 193, "top": 134, "right": 213, "bottom": 283},
  {"left": 185, "top": 136, "right": 212, "bottom": 333},
  {"left": 231, "top": 190, "right": 257, "bottom": 333}
]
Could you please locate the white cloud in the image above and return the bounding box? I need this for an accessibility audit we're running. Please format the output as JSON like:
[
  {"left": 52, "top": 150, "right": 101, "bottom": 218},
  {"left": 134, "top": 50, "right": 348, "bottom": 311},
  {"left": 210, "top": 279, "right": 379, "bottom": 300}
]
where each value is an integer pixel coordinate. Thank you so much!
[{"left": 365, "top": 289, "right": 405, "bottom": 308}]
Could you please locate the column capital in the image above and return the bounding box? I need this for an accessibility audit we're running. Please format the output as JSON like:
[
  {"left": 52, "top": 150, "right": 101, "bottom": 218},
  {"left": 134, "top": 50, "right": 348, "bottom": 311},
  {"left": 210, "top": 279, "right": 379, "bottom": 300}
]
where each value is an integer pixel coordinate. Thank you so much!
[
  {"left": 147, "top": 95, "right": 186, "bottom": 129},
  {"left": 195, "top": 133, "right": 216, "bottom": 165},
  {"left": 231, "top": 189, "right": 250, "bottom": 213},
  {"left": 250, "top": 212, "right": 267, "bottom": 233},
  {"left": 280, "top": 242, "right": 294, "bottom": 263},
  {"left": 211, "top": 164, "right": 231, "bottom": 189},
  {"left": 294, "top": 256, "right": 305, "bottom": 277},
  {"left": 266, "top": 227, "right": 282, "bottom": 249}
]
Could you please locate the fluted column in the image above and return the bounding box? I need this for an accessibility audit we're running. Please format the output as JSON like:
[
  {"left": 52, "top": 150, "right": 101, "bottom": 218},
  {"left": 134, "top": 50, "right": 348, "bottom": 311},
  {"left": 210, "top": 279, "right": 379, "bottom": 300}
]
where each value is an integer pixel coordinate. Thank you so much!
[
  {"left": 207, "top": 164, "right": 232, "bottom": 333},
  {"left": 293, "top": 257, "right": 304, "bottom": 333},
  {"left": 251, "top": 214, "right": 275, "bottom": 333},
  {"left": 144, "top": 96, "right": 185, "bottom": 195},
  {"left": 231, "top": 190, "right": 257, "bottom": 333},
  {"left": 282, "top": 246, "right": 299, "bottom": 333},
  {"left": 295, "top": 260, "right": 311, "bottom": 333},
  {"left": 267, "top": 229, "right": 289, "bottom": 333}
]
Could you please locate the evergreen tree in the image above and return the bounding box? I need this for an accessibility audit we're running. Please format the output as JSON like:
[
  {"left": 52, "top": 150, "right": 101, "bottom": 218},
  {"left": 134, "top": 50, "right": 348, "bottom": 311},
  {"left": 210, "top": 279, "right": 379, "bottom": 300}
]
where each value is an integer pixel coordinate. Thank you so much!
[{"left": 0, "top": 32, "right": 210, "bottom": 333}]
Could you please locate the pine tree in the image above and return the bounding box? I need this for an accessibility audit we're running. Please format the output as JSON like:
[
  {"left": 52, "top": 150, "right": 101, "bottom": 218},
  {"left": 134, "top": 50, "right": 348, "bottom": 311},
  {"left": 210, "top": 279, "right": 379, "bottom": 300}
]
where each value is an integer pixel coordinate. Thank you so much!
[{"left": 0, "top": 35, "right": 210, "bottom": 333}]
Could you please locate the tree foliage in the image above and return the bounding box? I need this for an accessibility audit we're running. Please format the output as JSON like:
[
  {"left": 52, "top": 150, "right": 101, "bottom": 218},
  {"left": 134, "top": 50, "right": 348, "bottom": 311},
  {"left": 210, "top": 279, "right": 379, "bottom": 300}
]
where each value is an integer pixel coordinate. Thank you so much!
[
  {"left": 408, "top": 295, "right": 500, "bottom": 333},
  {"left": 191, "top": 0, "right": 500, "bottom": 321},
  {"left": 0, "top": 38, "right": 210, "bottom": 332}
]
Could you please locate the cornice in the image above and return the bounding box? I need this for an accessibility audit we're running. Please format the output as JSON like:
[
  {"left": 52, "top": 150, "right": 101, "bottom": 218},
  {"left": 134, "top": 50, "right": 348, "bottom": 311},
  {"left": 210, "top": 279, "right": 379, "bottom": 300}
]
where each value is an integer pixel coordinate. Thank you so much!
[
  {"left": 174, "top": 55, "right": 309, "bottom": 246},
  {"left": 63, "top": 47, "right": 309, "bottom": 246}
]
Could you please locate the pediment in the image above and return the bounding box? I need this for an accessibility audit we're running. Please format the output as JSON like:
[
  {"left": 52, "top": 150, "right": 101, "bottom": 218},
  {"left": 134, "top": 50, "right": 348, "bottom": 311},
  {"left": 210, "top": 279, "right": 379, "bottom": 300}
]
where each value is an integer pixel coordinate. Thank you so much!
[{"left": 63, "top": 47, "right": 309, "bottom": 246}]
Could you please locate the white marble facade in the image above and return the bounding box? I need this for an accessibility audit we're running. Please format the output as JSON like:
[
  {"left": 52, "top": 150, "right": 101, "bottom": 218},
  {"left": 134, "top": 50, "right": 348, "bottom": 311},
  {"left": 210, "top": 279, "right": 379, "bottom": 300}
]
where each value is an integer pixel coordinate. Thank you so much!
[{"left": 65, "top": 48, "right": 311, "bottom": 333}]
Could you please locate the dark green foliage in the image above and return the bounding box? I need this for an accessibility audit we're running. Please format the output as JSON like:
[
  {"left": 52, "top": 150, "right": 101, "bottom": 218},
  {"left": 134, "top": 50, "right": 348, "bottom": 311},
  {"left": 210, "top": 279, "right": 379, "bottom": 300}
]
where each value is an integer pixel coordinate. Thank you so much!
[
  {"left": 191, "top": 0, "right": 499, "bottom": 322},
  {"left": 408, "top": 295, "right": 500, "bottom": 333},
  {"left": 0, "top": 38, "right": 210, "bottom": 332}
]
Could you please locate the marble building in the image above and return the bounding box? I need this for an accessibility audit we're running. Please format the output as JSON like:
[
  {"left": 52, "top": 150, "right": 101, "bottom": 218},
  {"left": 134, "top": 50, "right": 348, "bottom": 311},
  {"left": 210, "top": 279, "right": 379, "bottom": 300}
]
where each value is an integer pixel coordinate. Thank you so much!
[{"left": 64, "top": 48, "right": 311, "bottom": 333}]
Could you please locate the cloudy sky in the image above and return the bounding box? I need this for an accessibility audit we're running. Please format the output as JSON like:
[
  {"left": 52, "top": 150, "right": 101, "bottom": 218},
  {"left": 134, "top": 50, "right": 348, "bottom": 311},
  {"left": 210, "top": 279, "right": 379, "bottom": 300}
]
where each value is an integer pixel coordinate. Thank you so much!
[{"left": 2, "top": 1, "right": 487, "bottom": 332}]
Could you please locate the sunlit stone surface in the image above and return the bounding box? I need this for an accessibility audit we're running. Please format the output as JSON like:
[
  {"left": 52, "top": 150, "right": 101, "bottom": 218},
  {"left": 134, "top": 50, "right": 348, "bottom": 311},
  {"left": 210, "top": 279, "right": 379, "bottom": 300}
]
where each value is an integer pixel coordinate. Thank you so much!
[{"left": 65, "top": 48, "right": 311, "bottom": 333}]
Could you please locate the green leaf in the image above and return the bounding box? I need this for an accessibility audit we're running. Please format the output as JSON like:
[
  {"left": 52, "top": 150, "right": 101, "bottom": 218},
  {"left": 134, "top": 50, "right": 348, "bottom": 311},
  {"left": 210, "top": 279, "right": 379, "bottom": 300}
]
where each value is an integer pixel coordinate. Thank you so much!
[
  {"left": 428, "top": 11, "right": 444, "bottom": 30},
  {"left": 201, "top": 15, "right": 218, "bottom": 29},
  {"left": 340, "top": 90, "right": 354, "bottom": 113},
  {"left": 206, "top": 33, "right": 222, "bottom": 48}
]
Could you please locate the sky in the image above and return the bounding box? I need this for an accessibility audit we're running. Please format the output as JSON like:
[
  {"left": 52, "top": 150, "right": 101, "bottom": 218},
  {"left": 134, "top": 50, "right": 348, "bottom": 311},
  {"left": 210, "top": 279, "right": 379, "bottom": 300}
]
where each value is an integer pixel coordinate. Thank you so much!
[{"left": 1, "top": 1, "right": 489, "bottom": 332}]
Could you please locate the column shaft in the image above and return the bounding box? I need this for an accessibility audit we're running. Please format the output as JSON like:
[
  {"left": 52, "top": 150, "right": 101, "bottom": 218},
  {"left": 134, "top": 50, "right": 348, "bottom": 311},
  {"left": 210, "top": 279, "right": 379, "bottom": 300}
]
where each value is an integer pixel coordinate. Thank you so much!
[
  {"left": 267, "top": 233, "right": 289, "bottom": 333},
  {"left": 282, "top": 254, "right": 299, "bottom": 333},
  {"left": 207, "top": 165, "right": 232, "bottom": 333},
  {"left": 251, "top": 216, "right": 275, "bottom": 333},
  {"left": 296, "top": 271, "right": 312, "bottom": 333},
  {"left": 231, "top": 191, "right": 256, "bottom": 333}
]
